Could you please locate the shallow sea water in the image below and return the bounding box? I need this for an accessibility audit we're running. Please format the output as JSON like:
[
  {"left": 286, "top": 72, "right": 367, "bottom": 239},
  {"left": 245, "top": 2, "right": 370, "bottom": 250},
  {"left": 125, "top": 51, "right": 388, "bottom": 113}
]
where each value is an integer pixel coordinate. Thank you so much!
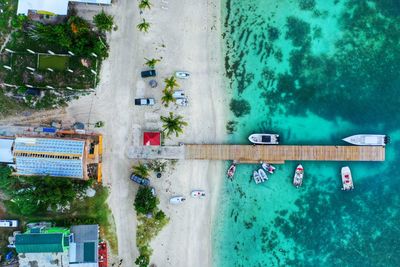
[{"left": 213, "top": 0, "right": 400, "bottom": 266}]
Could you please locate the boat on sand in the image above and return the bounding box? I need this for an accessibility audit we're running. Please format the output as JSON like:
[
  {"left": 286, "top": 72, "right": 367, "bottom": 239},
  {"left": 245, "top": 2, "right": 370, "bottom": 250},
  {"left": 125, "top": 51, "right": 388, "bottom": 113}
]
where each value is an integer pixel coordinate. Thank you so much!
[
  {"left": 253, "top": 170, "right": 262, "bottom": 184},
  {"left": 258, "top": 169, "right": 268, "bottom": 182},
  {"left": 341, "top": 166, "right": 354, "bottom": 191},
  {"left": 170, "top": 196, "right": 186, "bottom": 204},
  {"left": 191, "top": 190, "right": 206, "bottom": 198},
  {"left": 342, "top": 134, "right": 389, "bottom": 146},
  {"left": 248, "top": 133, "right": 279, "bottom": 145},
  {"left": 261, "top": 162, "right": 276, "bottom": 174},
  {"left": 293, "top": 164, "right": 304, "bottom": 188},
  {"left": 227, "top": 162, "right": 236, "bottom": 179},
  {"left": 175, "top": 71, "right": 190, "bottom": 79}
]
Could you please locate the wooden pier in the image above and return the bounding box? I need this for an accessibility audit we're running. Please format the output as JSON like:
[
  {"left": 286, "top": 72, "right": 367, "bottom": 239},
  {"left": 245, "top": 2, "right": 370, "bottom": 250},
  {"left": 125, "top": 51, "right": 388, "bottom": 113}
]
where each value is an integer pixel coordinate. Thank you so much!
[{"left": 128, "top": 144, "right": 385, "bottom": 163}]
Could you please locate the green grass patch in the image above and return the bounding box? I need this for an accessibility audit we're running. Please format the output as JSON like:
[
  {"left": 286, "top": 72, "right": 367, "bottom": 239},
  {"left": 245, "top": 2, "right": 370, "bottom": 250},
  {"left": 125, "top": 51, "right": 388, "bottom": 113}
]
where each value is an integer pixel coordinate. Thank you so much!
[
  {"left": 38, "top": 55, "right": 69, "bottom": 71},
  {"left": 0, "top": 90, "right": 25, "bottom": 117}
]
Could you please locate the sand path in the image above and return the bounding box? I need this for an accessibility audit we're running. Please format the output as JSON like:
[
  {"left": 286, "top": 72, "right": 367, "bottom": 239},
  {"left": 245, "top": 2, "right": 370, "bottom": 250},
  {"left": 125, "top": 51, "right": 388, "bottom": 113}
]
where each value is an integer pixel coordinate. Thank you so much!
[{"left": 67, "top": 0, "right": 227, "bottom": 265}]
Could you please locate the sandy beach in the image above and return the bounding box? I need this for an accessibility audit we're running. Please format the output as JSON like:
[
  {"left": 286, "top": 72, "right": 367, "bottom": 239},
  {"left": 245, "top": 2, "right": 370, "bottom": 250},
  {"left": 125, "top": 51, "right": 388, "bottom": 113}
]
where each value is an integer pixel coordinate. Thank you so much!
[{"left": 66, "top": 0, "right": 227, "bottom": 266}]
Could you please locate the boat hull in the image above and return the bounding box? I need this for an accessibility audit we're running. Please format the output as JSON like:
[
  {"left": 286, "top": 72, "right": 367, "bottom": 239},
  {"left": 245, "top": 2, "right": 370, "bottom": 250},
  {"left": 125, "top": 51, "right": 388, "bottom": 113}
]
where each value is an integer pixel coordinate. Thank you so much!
[
  {"left": 253, "top": 171, "right": 262, "bottom": 184},
  {"left": 248, "top": 134, "right": 279, "bottom": 145},
  {"left": 258, "top": 169, "right": 268, "bottom": 181},
  {"left": 341, "top": 166, "right": 354, "bottom": 191},
  {"left": 342, "top": 134, "right": 388, "bottom": 146},
  {"left": 293, "top": 164, "right": 304, "bottom": 188}
]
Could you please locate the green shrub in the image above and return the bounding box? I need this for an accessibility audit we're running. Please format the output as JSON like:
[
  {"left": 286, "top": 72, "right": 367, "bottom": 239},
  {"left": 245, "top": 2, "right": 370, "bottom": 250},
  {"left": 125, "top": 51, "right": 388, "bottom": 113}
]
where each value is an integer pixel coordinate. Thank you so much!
[
  {"left": 135, "top": 254, "right": 150, "bottom": 267},
  {"left": 93, "top": 11, "right": 114, "bottom": 32},
  {"left": 134, "top": 187, "right": 158, "bottom": 215}
]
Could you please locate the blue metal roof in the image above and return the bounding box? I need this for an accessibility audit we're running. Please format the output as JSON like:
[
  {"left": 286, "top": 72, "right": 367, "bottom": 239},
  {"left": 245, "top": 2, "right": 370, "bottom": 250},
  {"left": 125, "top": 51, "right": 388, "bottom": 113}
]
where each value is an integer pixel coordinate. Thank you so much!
[
  {"left": 15, "top": 157, "right": 83, "bottom": 178},
  {"left": 0, "top": 138, "right": 14, "bottom": 163},
  {"left": 14, "top": 138, "right": 84, "bottom": 155}
]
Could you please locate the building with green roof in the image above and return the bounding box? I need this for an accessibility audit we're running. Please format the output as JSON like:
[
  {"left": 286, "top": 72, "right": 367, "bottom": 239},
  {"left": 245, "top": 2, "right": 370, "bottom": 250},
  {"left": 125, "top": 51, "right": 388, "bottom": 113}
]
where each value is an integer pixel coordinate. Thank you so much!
[{"left": 15, "top": 227, "right": 71, "bottom": 254}]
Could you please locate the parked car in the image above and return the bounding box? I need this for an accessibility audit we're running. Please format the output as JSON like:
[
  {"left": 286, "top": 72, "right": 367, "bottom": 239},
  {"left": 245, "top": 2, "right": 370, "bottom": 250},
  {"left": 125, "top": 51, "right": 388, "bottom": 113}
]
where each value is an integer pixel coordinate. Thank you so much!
[
  {"left": 172, "top": 90, "right": 185, "bottom": 98},
  {"left": 141, "top": 69, "right": 156, "bottom": 78},
  {"left": 0, "top": 220, "right": 18, "bottom": 228},
  {"left": 130, "top": 174, "right": 150, "bottom": 186},
  {"left": 135, "top": 98, "right": 155, "bottom": 106}
]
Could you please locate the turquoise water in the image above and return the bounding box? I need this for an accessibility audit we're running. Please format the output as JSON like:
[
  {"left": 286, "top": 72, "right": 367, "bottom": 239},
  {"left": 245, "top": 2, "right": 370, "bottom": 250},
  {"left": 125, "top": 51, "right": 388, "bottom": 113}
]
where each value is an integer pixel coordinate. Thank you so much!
[{"left": 213, "top": 0, "right": 400, "bottom": 266}]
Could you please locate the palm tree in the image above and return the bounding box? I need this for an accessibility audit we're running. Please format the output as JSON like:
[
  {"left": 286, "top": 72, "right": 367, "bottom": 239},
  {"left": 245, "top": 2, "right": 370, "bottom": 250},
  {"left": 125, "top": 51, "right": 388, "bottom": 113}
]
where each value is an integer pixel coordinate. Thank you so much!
[
  {"left": 160, "top": 112, "right": 188, "bottom": 138},
  {"left": 137, "top": 19, "right": 150, "bottom": 32},
  {"left": 145, "top": 58, "right": 160, "bottom": 69},
  {"left": 132, "top": 162, "right": 149, "bottom": 178},
  {"left": 164, "top": 76, "right": 179, "bottom": 90},
  {"left": 139, "top": 0, "right": 152, "bottom": 10},
  {"left": 161, "top": 88, "right": 175, "bottom": 107}
]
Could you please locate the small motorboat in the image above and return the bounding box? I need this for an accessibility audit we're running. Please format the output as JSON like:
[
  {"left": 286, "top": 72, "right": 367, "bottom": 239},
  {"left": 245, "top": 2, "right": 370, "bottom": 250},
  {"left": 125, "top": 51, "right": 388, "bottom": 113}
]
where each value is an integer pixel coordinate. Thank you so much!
[
  {"left": 170, "top": 196, "right": 186, "bottom": 204},
  {"left": 342, "top": 134, "right": 389, "bottom": 146},
  {"left": 293, "top": 164, "right": 304, "bottom": 188},
  {"left": 227, "top": 162, "right": 236, "bottom": 179},
  {"left": 261, "top": 162, "right": 276, "bottom": 174},
  {"left": 253, "top": 170, "right": 262, "bottom": 184},
  {"left": 258, "top": 169, "right": 268, "bottom": 182},
  {"left": 341, "top": 166, "right": 354, "bottom": 191},
  {"left": 175, "top": 71, "right": 191, "bottom": 79},
  {"left": 175, "top": 97, "right": 189, "bottom": 106},
  {"left": 248, "top": 133, "right": 279, "bottom": 145},
  {"left": 191, "top": 190, "right": 206, "bottom": 198}
]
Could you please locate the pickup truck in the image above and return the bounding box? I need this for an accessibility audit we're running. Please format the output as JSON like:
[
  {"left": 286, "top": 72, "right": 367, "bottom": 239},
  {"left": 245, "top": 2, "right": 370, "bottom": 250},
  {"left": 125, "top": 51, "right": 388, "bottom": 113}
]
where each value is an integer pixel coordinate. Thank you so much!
[
  {"left": 135, "top": 98, "right": 155, "bottom": 106},
  {"left": 130, "top": 174, "right": 150, "bottom": 186}
]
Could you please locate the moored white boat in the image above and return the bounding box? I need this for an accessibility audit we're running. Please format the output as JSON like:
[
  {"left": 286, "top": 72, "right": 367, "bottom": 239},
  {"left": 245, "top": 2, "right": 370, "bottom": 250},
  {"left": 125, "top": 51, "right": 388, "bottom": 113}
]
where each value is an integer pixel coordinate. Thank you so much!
[
  {"left": 341, "top": 166, "right": 354, "bottom": 191},
  {"left": 253, "top": 170, "right": 262, "bottom": 184},
  {"left": 342, "top": 134, "right": 389, "bottom": 146},
  {"left": 258, "top": 169, "right": 268, "bottom": 182},
  {"left": 261, "top": 162, "right": 276, "bottom": 174},
  {"left": 248, "top": 133, "right": 279, "bottom": 145},
  {"left": 170, "top": 196, "right": 186, "bottom": 204},
  {"left": 191, "top": 190, "right": 206, "bottom": 198},
  {"left": 227, "top": 162, "right": 236, "bottom": 179},
  {"left": 293, "top": 164, "right": 304, "bottom": 188}
]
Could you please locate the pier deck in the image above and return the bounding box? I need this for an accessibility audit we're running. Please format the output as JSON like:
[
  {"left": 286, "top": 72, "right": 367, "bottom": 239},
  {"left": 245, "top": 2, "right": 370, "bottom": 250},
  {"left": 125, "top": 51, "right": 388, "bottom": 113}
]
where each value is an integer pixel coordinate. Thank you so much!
[{"left": 128, "top": 144, "right": 385, "bottom": 163}]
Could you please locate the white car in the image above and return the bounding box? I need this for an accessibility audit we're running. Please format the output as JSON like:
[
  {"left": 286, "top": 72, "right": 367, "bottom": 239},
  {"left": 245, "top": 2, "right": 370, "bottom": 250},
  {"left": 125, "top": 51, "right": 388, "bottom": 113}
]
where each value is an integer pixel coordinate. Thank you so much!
[
  {"left": 170, "top": 196, "right": 186, "bottom": 204},
  {"left": 175, "top": 71, "right": 190, "bottom": 79},
  {"left": 173, "top": 90, "right": 185, "bottom": 98},
  {"left": 175, "top": 97, "right": 188, "bottom": 106}
]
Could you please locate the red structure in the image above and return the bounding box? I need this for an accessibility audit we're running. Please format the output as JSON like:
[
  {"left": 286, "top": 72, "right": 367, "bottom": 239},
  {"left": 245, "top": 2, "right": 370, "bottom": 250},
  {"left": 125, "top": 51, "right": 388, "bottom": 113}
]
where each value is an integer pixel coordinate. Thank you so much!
[
  {"left": 98, "top": 242, "right": 108, "bottom": 267},
  {"left": 143, "top": 132, "right": 161, "bottom": 146}
]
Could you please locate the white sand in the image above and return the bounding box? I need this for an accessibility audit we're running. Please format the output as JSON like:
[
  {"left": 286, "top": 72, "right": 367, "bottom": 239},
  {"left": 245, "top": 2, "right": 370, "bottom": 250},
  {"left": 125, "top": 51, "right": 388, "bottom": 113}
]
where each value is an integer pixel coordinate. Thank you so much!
[{"left": 66, "top": 0, "right": 227, "bottom": 266}]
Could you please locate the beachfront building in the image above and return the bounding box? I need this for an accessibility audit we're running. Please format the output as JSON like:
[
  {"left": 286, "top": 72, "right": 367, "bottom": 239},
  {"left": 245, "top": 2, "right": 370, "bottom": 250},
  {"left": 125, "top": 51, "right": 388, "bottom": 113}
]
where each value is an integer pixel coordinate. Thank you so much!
[
  {"left": 17, "top": 0, "right": 112, "bottom": 16},
  {"left": 143, "top": 131, "right": 161, "bottom": 146},
  {"left": 13, "top": 136, "right": 88, "bottom": 179},
  {"left": 69, "top": 225, "right": 99, "bottom": 267},
  {"left": 0, "top": 134, "right": 103, "bottom": 180},
  {"left": 14, "top": 225, "right": 100, "bottom": 267},
  {"left": 15, "top": 226, "right": 72, "bottom": 266}
]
